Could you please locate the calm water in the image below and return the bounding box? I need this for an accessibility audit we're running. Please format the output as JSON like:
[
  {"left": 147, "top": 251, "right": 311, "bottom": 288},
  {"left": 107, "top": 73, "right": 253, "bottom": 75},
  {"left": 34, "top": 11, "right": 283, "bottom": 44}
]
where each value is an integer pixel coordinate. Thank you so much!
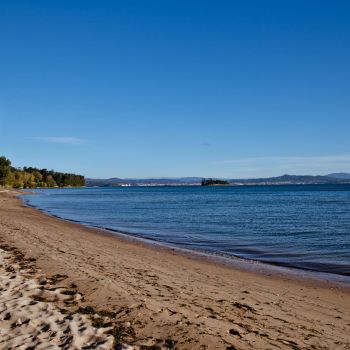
[{"left": 23, "top": 185, "right": 350, "bottom": 278}]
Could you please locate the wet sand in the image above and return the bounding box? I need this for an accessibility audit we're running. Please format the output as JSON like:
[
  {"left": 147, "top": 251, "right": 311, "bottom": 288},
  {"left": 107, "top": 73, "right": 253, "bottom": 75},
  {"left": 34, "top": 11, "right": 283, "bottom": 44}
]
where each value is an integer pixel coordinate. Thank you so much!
[{"left": 0, "top": 190, "right": 349, "bottom": 349}]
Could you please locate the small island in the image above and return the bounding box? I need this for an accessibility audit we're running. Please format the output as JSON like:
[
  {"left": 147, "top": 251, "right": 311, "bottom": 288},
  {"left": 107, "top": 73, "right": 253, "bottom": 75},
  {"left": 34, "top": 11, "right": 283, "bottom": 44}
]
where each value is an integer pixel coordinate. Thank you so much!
[{"left": 201, "top": 178, "right": 230, "bottom": 186}]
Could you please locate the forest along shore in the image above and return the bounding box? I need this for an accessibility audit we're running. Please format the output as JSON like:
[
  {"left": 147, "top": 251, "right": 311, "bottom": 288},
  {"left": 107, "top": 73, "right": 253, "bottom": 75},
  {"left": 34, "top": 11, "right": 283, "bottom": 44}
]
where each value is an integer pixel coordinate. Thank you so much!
[{"left": 0, "top": 191, "right": 349, "bottom": 349}]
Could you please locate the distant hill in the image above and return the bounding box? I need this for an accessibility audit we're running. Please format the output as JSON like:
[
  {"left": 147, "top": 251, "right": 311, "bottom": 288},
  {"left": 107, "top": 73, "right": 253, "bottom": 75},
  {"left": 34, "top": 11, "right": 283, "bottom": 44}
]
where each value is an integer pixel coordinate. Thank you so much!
[
  {"left": 227, "top": 174, "right": 347, "bottom": 185},
  {"left": 326, "top": 173, "right": 350, "bottom": 180},
  {"left": 86, "top": 174, "right": 350, "bottom": 187}
]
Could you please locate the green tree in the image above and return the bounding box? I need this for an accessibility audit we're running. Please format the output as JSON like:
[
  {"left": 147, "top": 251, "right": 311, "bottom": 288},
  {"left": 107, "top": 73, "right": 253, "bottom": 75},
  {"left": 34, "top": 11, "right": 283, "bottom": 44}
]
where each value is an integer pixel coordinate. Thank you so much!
[
  {"left": 0, "top": 155, "right": 85, "bottom": 188},
  {"left": 22, "top": 172, "right": 36, "bottom": 188},
  {"left": 46, "top": 174, "right": 57, "bottom": 187},
  {"left": 33, "top": 171, "right": 43, "bottom": 187},
  {"left": 10, "top": 171, "right": 24, "bottom": 188},
  {"left": 0, "top": 156, "right": 11, "bottom": 186}
]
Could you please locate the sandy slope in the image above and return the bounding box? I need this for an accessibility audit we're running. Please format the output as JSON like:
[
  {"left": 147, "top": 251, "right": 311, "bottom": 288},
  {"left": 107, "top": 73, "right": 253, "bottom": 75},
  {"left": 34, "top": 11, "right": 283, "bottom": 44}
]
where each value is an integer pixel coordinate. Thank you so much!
[{"left": 0, "top": 191, "right": 349, "bottom": 349}]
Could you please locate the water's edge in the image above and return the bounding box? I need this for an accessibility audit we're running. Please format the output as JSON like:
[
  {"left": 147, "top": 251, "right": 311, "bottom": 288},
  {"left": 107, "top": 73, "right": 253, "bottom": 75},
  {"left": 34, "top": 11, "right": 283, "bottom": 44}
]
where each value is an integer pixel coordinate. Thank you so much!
[{"left": 19, "top": 194, "right": 350, "bottom": 288}]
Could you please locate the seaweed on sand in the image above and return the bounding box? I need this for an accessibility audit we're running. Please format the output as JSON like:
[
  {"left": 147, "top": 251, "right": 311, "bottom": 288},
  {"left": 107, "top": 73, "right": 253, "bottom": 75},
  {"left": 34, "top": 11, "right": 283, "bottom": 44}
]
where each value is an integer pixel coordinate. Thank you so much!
[
  {"left": 78, "top": 305, "right": 96, "bottom": 315},
  {"left": 107, "top": 324, "right": 136, "bottom": 346}
]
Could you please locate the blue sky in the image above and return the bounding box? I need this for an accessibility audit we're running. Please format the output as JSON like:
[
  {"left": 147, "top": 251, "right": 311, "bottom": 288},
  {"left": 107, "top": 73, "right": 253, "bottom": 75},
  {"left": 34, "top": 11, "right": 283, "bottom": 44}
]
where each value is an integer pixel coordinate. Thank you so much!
[{"left": 1, "top": 0, "right": 350, "bottom": 178}]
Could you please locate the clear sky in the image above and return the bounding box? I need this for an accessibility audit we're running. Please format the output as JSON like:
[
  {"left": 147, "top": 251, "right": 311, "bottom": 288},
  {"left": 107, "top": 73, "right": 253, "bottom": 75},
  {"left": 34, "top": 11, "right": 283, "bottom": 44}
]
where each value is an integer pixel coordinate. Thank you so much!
[{"left": 1, "top": 0, "right": 350, "bottom": 178}]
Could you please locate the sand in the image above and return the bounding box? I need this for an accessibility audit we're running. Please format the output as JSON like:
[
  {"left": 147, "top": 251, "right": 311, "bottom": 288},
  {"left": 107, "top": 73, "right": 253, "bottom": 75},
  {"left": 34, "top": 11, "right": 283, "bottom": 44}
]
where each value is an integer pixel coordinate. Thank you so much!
[
  {"left": 0, "top": 190, "right": 349, "bottom": 349},
  {"left": 0, "top": 246, "right": 115, "bottom": 349}
]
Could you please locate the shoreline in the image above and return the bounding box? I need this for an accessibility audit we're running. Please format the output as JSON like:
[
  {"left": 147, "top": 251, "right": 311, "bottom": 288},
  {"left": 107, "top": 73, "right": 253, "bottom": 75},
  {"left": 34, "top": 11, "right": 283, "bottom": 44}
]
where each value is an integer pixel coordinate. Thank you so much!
[
  {"left": 1, "top": 190, "right": 349, "bottom": 349},
  {"left": 21, "top": 191, "right": 350, "bottom": 288}
]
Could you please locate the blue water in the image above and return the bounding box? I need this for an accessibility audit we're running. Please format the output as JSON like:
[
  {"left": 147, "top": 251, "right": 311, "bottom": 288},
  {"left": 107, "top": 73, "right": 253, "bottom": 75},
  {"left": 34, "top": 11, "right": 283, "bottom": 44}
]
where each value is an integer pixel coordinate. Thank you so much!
[{"left": 22, "top": 185, "right": 350, "bottom": 278}]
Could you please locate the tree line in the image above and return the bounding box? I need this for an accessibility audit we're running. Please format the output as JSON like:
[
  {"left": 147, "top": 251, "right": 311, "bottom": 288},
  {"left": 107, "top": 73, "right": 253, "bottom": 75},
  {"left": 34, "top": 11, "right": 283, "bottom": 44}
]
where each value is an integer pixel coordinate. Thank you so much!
[{"left": 0, "top": 156, "right": 85, "bottom": 188}]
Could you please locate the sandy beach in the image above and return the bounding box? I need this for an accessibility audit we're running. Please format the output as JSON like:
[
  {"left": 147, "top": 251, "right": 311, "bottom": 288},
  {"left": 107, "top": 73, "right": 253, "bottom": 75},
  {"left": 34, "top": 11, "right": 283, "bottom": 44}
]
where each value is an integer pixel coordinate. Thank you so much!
[{"left": 0, "top": 190, "right": 349, "bottom": 349}]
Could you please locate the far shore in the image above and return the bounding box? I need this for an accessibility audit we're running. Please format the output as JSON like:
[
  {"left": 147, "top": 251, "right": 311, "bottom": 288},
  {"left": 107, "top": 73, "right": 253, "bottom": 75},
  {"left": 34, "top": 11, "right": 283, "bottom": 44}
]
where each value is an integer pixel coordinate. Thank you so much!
[{"left": 0, "top": 190, "right": 349, "bottom": 349}]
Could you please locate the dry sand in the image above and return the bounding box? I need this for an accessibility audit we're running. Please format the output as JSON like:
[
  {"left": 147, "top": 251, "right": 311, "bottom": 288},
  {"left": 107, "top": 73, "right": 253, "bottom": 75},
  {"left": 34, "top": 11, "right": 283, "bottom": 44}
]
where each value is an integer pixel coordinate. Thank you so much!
[
  {"left": 0, "top": 190, "right": 349, "bottom": 349},
  {"left": 0, "top": 246, "right": 115, "bottom": 349}
]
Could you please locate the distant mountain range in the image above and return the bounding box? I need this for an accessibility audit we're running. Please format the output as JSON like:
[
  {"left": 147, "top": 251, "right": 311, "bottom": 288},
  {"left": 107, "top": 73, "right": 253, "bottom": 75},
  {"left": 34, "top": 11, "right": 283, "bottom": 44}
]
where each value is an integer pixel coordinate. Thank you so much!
[
  {"left": 326, "top": 172, "right": 350, "bottom": 180},
  {"left": 86, "top": 173, "right": 350, "bottom": 187}
]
